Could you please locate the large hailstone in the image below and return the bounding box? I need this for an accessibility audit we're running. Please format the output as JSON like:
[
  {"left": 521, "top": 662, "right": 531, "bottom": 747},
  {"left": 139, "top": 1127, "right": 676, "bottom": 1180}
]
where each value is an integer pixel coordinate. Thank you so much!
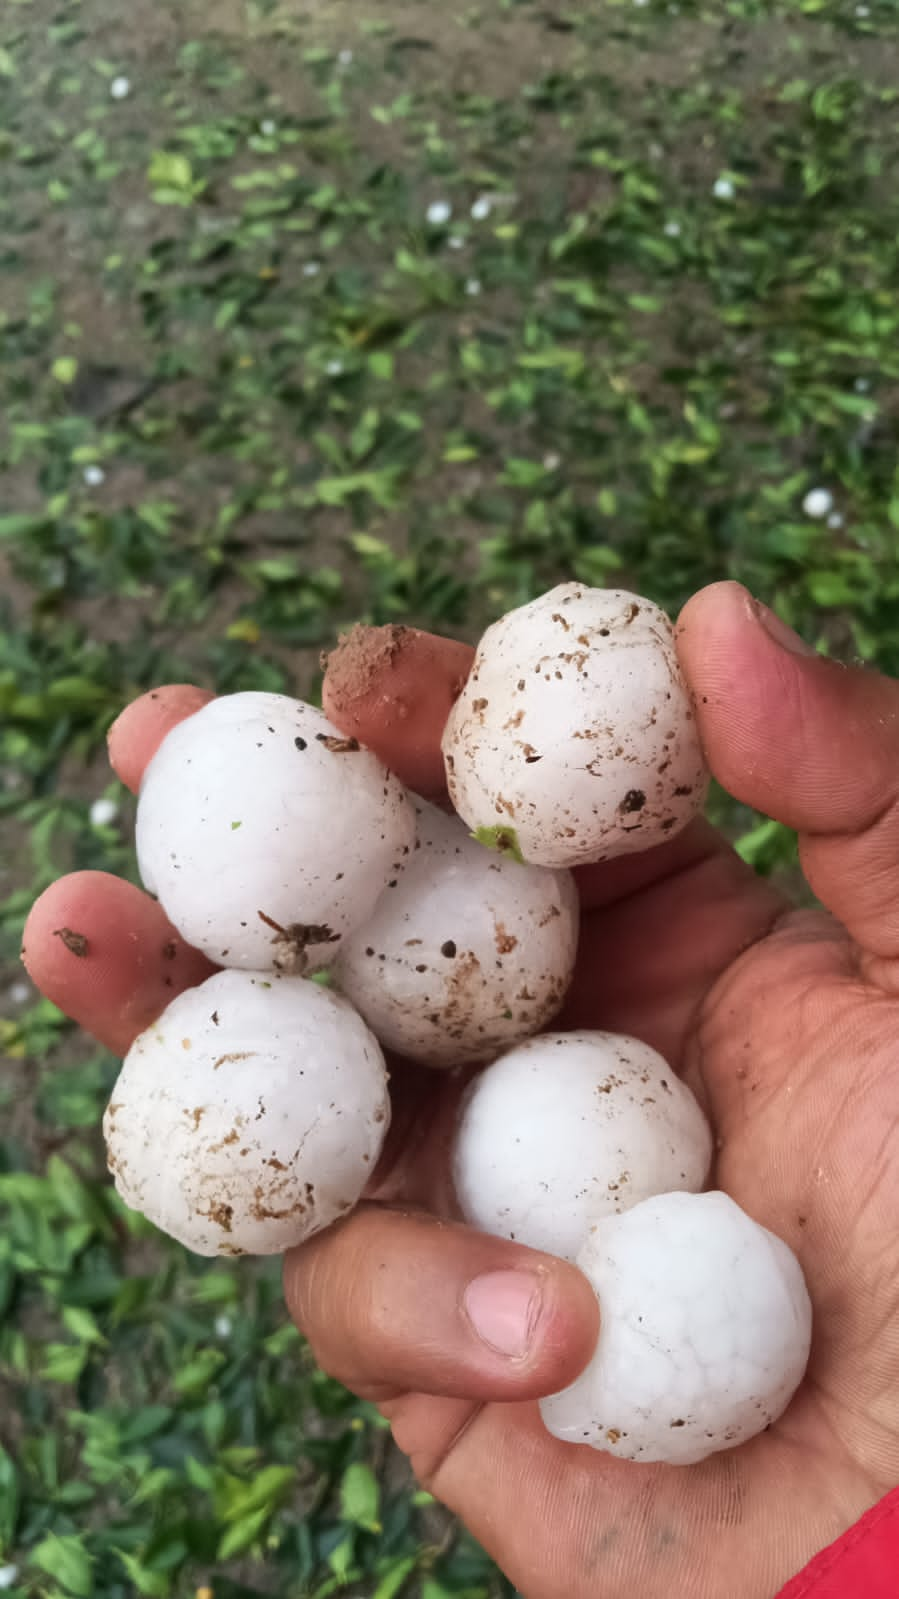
[
  {"left": 453, "top": 1032, "right": 712, "bottom": 1261},
  {"left": 442, "top": 585, "right": 708, "bottom": 868},
  {"left": 136, "top": 692, "right": 415, "bottom": 972},
  {"left": 103, "top": 970, "right": 390, "bottom": 1256},
  {"left": 333, "top": 800, "right": 579, "bottom": 1067},
  {"left": 540, "top": 1192, "right": 813, "bottom": 1465}
]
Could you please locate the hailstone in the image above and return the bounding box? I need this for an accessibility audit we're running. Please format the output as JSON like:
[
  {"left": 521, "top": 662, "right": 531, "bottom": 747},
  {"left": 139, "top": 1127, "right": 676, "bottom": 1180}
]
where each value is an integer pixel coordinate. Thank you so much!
[
  {"left": 442, "top": 585, "right": 708, "bottom": 868},
  {"left": 540, "top": 1192, "right": 813, "bottom": 1465},
  {"left": 333, "top": 799, "right": 579, "bottom": 1067},
  {"left": 136, "top": 692, "right": 415, "bottom": 972},
  {"left": 104, "top": 969, "right": 390, "bottom": 1256},
  {"left": 453, "top": 1032, "right": 712, "bottom": 1261}
]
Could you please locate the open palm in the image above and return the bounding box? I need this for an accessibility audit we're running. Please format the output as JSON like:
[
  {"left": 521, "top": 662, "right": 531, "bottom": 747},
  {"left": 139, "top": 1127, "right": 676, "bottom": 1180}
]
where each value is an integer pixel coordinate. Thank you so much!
[{"left": 26, "top": 583, "right": 899, "bottom": 1599}]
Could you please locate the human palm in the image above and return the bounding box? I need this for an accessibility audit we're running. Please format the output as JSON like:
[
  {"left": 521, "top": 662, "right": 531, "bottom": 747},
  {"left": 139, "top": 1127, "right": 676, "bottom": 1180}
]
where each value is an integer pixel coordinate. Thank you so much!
[{"left": 25, "top": 582, "right": 899, "bottom": 1599}]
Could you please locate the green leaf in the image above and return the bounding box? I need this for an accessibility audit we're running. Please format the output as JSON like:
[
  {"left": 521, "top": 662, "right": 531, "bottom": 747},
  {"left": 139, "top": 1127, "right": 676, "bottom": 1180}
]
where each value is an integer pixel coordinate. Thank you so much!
[
  {"left": 0, "top": 1446, "right": 19, "bottom": 1553},
  {"left": 114, "top": 1551, "right": 171, "bottom": 1597},
  {"left": 147, "top": 151, "right": 194, "bottom": 191},
  {"left": 52, "top": 356, "right": 79, "bottom": 385},
  {"left": 30, "top": 1534, "right": 94, "bottom": 1596},
  {"left": 472, "top": 825, "right": 524, "bottom": 864},
  {"left": 339, "top": 1461, "right": 381, "bottom": 1531},
  {"left": 372, "top": 1556, "right": 417, "bottom": 1599}
]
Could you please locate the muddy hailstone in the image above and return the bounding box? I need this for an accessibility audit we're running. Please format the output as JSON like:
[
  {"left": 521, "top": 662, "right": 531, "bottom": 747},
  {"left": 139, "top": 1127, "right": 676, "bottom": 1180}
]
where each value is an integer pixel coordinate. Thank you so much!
[
  {"left": 441, "top": 585, "right": 708, "bottom": 869},
  {"left": 136, "top": 692, "right": 415, "bottom": 972},
  {"left": 453, "top": 1031, "right": 712, "bottom": 1262},
  {"left": 540, "top": 1191, "right": 812, "bottom": 1465},
  {"left": 104, "top": 969, "right": 390, "bottom": 1257},
  {"left": 334, "top": 799, "right": 579, "bottom": 1067}
]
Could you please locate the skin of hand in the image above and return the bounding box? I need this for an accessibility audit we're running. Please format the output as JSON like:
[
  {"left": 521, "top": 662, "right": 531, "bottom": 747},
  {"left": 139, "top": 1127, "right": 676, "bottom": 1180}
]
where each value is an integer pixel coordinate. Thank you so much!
[{"left": 22, "top": 581, "right": 899, "bottom": 1599}]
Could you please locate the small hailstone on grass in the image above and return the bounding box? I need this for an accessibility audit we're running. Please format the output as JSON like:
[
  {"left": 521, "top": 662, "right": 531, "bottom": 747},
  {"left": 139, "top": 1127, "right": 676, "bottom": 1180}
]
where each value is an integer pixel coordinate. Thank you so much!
[
  {"left": 260, "top": 119, "right": 277, "bottom": 136},
  {"left": 90, "top": 796, "right": 119, "bottom": 828},
  {"left": 135, "top": 692, "right": 415, "bottom": 973},
  {"left": 453, "top": 1032, "right": 712, "bottom": 1260},
  {"left": 854, "top": 376, "right": 871, "bottom": 392},
  {"left": 110, "top": 76, "right": 131, "bottom": 100},
  {"left": 713, "top": 176, "right": 736, "bottom": 200},
  {"left": 325, "top": 359, "right": 344, "bottom": 376},
  {"left": 542, "top": 452, "right": 561, "bottom": 471},
  {"left": 664, "top": 219, "right": 682, "bottom": 238},
  {"left": 802, "top": 487, "right": 834, "bottom": 519},
  {"left": 337, "top": 48, "right": 354, "bottom": 65},
  {"left": 0, "top": 1567, "right": 19, "bottom": 1591},
  {"left": 83, "top": 463, "right": 106, "bottom": 486},
  {"left": 104, "top": 969, "right": 390, "bottom": 1256},
  {"left": 214, "top": 1314, "right": 233, "bottom": 1339},
  {"left": 442, "top": 584, "right": 708, "bottom": 869},
  {"left": 471, "top": 195, "right": 492, "bottom": 221},
  {"left": 303, "top": 260, "right": 321, "bottom": 277},
  {"left": 448, "top": 234, "right": 465, "bottom": 250},
  {"left": 827, "top": 511, "right": 844, "bottom": 530},
  {"left": 7, "top": 980, "right": 31, "bottom": 1007},
  {"left": 465, "top": 278, "right": 482, "bottom": 296},
  {"left": 540, "top": 1191, "right": 813, "bottom": 1464},
  {"left": 426, "top": 200, "right": 452, "bottom": 226}
]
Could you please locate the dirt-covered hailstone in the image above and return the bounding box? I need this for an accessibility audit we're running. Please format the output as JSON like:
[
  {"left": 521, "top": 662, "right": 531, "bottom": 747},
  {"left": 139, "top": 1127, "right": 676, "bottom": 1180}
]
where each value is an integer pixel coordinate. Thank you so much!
[
  {"left": 453, "top": 1032, "right": 712, "bottom": 1260},
  {"left": 103, "top": 969, "right": 390, "bottom": 1256},
  {"left": 334, "top": 800, "right": 579, "bottom": 1067},
  {"left": 136, "top": 692, "right": 415, "bottom": 972},
  {"left": 540, "top": 1191, "right": 813, "bottom": 1464},
  {"left": 442, "top": 585, "right": 708, "bottom": 868}
]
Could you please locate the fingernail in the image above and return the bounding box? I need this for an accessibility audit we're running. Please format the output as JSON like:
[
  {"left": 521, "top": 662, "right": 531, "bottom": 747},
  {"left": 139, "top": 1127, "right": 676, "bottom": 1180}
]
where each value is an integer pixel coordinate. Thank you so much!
[
  {"left": 463, "top": 1270, "right": 544, "bottom": 1358},
  {"left": 753, "top": 600, "right": 817, "bottom": 657}
]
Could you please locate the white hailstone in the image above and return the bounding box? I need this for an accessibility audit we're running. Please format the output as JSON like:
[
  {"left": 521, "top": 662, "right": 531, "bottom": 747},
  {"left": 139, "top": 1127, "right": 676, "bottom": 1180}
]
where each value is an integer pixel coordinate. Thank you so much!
[
  {"left": 337, "top": 48, "right": 354, "bottom": 65},
  {"left": 827, "top": 511, "right": 844, "bottom": 530},
  {"left": 334, "top": 800, "right": 579, "bottom": 1068},
  {"left": 465, "top": 278, "right": 482, "bottom": 296},
  {"left": 104, "top": 970, "right": 389, "bottom": 1257},
  {"left": 855, "top": 4, "right": 870, "bottom": 15},
  {"left": 110, "top": 76, "right": 131, "bottom": 100},
  {"left": 471, "top": 195, "right": 492, "bottom": 221},
  {"left": 542, "top": 452, "right": 561, "bottom": 471},
  {"left": 426, "top": 200, "right": 452, "bottom": 226},
  {"left": 89, "top": 795, "right": 119, "bottom": 828},
  {"left": 136, "top": 692, "right": 415, "bottom": 973},
  {"left": 442, "top": 584, "right": 708, "bottom": 869},
  {"left": 802, "top": 487, "right": 834, "bottom": 519},
  {"left": 83, "top": 463, "right": 106, "bottom": 486},
  {"left": 448, "top": 234, "right": 465, "bottom": 250},
  {"left": 260, "top": 119, "right": 277, "bottom": 136},
  {"left": 214, "top": 1314, "right": 234, "bottom": 1338},
  {"left": 713, "top": 176, "right": 736, "bottom": 200},
  {"left": 303, "top": 260, "right": 321, "bottom": 277},
  {"left": 854, "top": 376, "right": 871, "bottom": 392},
  {"left": 7, "top": 980, "right": 31, "bottom": 1007},
  {"left": 664, "top": 219, "right": 682, "bottom": 238},
  {"left": 453, "top": 1032, "right": 711, "bottom": 1260},
  {"left": 0, "top": 1567, "right": 18, "bottom": 1591},
  {"left": 540, "top": 1192, "right": 813, "bottom": 1465},
  {"left": 325, "top": 359, "right": 344, "bottom": 375}
]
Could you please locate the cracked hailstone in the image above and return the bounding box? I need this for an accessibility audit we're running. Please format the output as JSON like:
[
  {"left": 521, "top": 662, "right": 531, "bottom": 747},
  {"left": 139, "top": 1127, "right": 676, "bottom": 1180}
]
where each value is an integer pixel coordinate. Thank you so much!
[
  {"left": 334, "top": 799, "right": 579, "bottom": 1067},
  {"left": 136, "top": 692, "right": 415, "bottom": 972},
  {"left": 540, "top": 1191, "right": 813, "bottom": 1465},
  {"left": 441, "top": 585, "right": 708, "bottom": 869},
  {"left": 453, "top": 1032, "right": 712, "bottom": 1261},
  {"left": 103, "top": 970, "right": 390, "bottom": 1257}
]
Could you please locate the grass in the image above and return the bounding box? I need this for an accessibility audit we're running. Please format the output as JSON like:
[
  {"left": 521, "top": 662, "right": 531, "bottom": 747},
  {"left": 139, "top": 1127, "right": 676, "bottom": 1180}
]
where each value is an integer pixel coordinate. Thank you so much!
[{"left": 2, "top": 0, "right": 899, "bottom": 1593}]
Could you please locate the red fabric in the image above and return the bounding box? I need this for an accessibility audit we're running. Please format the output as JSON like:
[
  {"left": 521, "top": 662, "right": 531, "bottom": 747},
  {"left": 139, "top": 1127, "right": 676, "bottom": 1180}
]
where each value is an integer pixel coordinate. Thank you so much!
[{"left": 775, "top": 1486, "right": 899, "bottom": 1598}]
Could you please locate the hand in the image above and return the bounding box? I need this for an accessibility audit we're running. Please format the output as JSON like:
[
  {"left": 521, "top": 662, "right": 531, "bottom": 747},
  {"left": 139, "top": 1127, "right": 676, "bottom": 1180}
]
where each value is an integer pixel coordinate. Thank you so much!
[{"left": 24, "top": 583, "right": 899, "bottom": 1599}]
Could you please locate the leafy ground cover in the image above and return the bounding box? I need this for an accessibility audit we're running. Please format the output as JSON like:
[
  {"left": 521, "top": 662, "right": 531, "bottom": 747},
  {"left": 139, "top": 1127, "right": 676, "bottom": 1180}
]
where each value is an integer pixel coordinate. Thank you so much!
[{"left": 2, "top": 0, "right": 899, "bottom": 1593}]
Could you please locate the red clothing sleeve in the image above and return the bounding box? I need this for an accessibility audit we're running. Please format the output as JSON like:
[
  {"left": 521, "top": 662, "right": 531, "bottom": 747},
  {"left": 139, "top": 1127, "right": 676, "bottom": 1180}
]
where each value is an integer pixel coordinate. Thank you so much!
[{"left": 775, "top": 1487, "right": 899, "bottom": 1598}]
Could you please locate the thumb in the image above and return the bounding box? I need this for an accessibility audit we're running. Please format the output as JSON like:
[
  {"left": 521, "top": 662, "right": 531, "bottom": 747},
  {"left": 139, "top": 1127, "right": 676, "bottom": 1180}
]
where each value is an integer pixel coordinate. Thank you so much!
[{"left": 677, "top": 581, "right": 899, "bottom": 972}]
